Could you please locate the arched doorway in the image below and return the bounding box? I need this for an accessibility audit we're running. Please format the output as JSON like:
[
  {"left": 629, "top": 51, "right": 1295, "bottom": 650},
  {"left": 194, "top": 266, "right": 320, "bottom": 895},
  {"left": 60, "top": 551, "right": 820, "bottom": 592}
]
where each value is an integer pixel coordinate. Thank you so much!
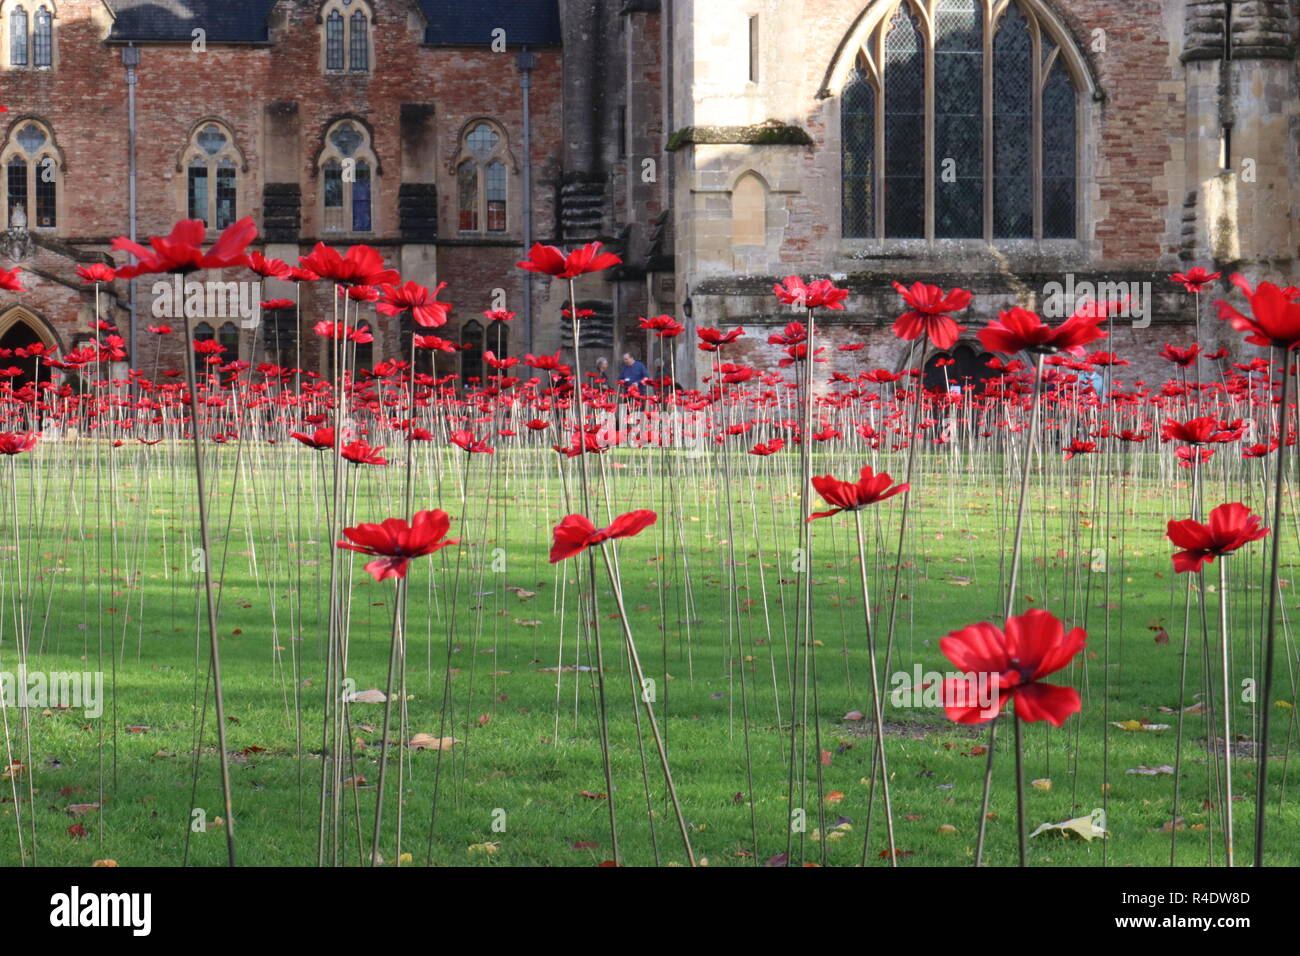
[
  {"left": 922, "top": 341, "right": 1001, "bottom": 394},
  {"left": 0, "top": 307, "right": 59, "bottom": 388}
]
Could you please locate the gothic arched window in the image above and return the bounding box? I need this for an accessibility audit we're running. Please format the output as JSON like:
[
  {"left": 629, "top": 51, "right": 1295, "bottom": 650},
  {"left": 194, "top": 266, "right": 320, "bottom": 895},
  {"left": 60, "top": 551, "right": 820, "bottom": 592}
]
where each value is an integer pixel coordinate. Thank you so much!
[
  {"left": 454, "top": 121, "right": 510, "bottom": 235},
  {"left": 319, "top": 119, "right": 377, "bottom": 234},
  {"left": 840, "top": 0, "right": 1079, "bottom": 241},
  {"left": 182, "top": 121, "right": 242, "bottom": 229},
  {"left": 322, "top": 0, "right": 371, "bottom": 73},
  {"left": 4, "top": 1, "right": 55, "bottom": 69},
  {"left": 2, "top": 119, "right": 59, "bottom": 229},
  {"left": 461, "top": 319, "right": 484, "bottom": 386}
]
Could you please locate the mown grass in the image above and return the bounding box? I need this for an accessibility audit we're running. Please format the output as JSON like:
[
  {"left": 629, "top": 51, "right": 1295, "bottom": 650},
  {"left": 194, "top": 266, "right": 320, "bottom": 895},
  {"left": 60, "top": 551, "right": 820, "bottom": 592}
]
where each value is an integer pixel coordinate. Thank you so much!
[{"left": 1, "top": 444, "right": 1296, "bottom": 866}]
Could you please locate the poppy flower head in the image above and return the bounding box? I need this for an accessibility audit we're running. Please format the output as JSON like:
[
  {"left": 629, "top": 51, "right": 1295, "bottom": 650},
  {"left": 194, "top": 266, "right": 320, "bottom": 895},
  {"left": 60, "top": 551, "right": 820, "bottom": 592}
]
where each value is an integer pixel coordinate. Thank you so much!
[
  {"left": 977, "top": 303, "right": 1109, "bottom": 357},
  {"left": 697, "top": 326, "right": 745, "bottom": 352},
  {"left": 549, "top": 510, "right": 657, "bottom": 563},
  {"left": 773, "top": 276, "right": 849, "bottom": 311},
  {"left": 1167, "top": 502, "right": 1269, "bottom": 574},
  {"left": 516, "top": 242, "right": 621, "bottom": 279},
  {"left": 76, "top": 264, "right": 117, "bottom": 284},
  {"left": 0, "top": 432, "right": 38, "bottom": 455},
  {"left": 891, "top": 280, "right": 972, "bottom": 350},
  {"left": 808, "top": 465, "right": 909, "bottom": 521},
  {"left": 639, "top": 315, "right": 686, "bottom": 338},
  {"left": 112, "top": 217, "right": 256, "bottom": 278},
  {"left": 939, "top": 609, "right": 1085, "bottom": 726},
  {"left": 299, "top": 242, "right": 400, "bottom": 288},
  {"left": 1215, "top": 274, "right": 1300, "bottom": 350},
  {"left": 377, "top": 281, "right": 453, "bottom": 328},
  {"left": 338, "top": 509, "right": 460, "bottom": 581},
  {"left": 1169, "top": 267, "right": 1221, "bottom": 294}
]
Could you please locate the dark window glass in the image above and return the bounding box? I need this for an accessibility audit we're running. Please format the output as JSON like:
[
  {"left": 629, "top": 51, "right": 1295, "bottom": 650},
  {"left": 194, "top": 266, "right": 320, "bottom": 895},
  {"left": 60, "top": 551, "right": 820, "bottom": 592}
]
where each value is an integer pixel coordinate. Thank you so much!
[
  {"left": 934, "top": 0, "right": 983, "bottom": 238},
  {"left": 215, "top": 159, "right": 236, "bottom": 229},
  {"left": 187, "top": 159, "right": 209, "bottom": 225},
  {"left": 33, "top": 5, "right": 50, "bottom": 67},
  {"left": 485, "top": 161, "right": 506, "bottom": 232},
  {"left": 323, "top": 161, "right": 343, "bottom": 208},
  {"left": 487, "top": 319, "right": 508, "bottom": 361},
  {"left": 840, "top": 67, "right": 875, "bottom": 238},
  {"left": 993, "top": 4, "right": 1032, "bottom": 238},
  {"left": 10, "top": 6, "right": 27, "bottom": 67},
  {"left": 218, "top": 322, "right": 240, "bottom": 358},
  {"left": 457, "top": 161, "right": 477, "bottom": 231},
  {"left": 1042, "top": 60, "right": 1076, "bottom": 239},
  {"left": 349, "top": 11, "right": 368, "bottom": 71},
  {"left": 7, "top": 157, "right": 27, "bottom": 225},
  {"left": 352, "top": 160, "right": 371, "bottom": 232},
  {"left": 193, "top": 322, "right": 215, "bottom": 376},
  {"left": 34, "top": 156, "right": 54, "bottom": 227},
  {"left": 748, "top": 16, "right": 759, "bottom": 83},
  {"left": 461, "top": 320, "right": 484, "bottom": 386},
  {"left": 883, "top": 4, "right": 924, "bottom": 238},
  {"left": 326, "top": 11, "right": 344, "bottom": 70}
]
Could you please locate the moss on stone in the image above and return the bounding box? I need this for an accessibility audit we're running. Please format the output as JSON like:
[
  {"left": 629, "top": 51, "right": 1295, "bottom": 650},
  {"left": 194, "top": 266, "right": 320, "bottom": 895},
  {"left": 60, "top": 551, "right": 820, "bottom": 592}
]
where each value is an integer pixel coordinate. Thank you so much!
[{"left": 665, "top": 120, "right": 813, "bottom": 152}]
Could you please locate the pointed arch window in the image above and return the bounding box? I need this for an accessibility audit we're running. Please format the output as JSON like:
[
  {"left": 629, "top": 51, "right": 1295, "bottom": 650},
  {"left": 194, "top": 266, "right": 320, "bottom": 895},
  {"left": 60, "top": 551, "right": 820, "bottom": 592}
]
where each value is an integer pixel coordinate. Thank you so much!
[
  {"left": 319, "top": 119, "right": 378, "bottom": 234},
  {"left": 193, "top": 322, "right": 216, "bottom": 376},
  {"left": 840, "top": 0, "right": 1079, "bottom": 241},
  {"left": 2, "top": 119, "right": 59, "bottom": 229},
  {"left": 461, "top": 319, "right": 484, "bottom": 386},
  {"left": 322, "top": 0, "right": 371, "bottom": 74},
  {"left": 4, "top": 1, "right": 54, "bottom": 69},
  {"left": 454, "top": 121, "right": 510, "bottom": 235},
  {"left": 183, "top": 122, "right": 241, "bottom": 229}
]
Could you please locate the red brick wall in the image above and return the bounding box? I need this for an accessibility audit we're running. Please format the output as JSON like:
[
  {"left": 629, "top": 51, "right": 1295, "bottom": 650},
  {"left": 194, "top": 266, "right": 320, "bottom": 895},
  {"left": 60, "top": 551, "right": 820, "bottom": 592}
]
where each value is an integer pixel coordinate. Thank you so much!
[{"left": 0, "top": 0, "right": 564, "bottom": 376}]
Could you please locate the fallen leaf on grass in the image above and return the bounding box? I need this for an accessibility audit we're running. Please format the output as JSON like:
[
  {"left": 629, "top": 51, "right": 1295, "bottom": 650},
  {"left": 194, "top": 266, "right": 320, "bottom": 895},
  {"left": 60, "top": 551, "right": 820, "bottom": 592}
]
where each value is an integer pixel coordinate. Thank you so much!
[
  {"left": 1126, "top": 765, "right": 1175, "bottom": 776},
  {"left": 408, "top": 734, "right": 459, "bottom": 751},
  {"left": 345, "top": 689, "right": 387, "bottom": 703},
  {"left": 468, "top": 842, "right": 500, "bottom": 855},
  {"left": 1029, "top": 809, "right": 1108, "bottom": 842},
  {"left": 1112, "top": 719, "right": 1170, "bottom": 731},
  {"left": 66, "top": 803, "right": 100, "bottom": 816}
]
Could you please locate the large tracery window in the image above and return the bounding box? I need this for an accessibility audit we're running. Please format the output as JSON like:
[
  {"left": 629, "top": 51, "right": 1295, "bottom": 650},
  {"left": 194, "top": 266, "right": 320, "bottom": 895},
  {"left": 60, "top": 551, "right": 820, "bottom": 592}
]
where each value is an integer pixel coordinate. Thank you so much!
[{"left": 841, "top": 0, "right": 1079, "bottom": 241}]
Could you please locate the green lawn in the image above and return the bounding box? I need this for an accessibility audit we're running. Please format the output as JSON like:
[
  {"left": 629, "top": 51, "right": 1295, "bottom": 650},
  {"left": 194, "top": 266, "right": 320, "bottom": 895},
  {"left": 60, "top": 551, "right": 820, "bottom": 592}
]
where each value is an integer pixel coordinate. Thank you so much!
[{"left": 0, "top": 442, "right": 1295, "bottom": 866}]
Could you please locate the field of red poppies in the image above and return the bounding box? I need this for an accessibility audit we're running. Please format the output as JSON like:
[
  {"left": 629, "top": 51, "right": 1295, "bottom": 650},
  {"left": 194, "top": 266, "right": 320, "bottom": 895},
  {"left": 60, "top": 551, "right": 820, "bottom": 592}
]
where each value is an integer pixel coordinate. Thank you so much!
[{"left": 0, "top": 219, "right": 1297, "bottom": 867}]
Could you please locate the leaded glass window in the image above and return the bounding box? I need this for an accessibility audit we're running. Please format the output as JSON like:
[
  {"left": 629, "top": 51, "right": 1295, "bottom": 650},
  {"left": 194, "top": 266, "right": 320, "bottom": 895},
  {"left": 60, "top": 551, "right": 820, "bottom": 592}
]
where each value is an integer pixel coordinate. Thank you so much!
[
  {"left": 349, "top": 11, "right": 368, "bottom": 71},
  {"left": 32, "top": 4, "right": 50, "bottom": 66},
  {"left": 840, "top": 0, "right": 1079, "bottom": 242},
  {"left": 10, "top": 5, "right": 27, "bottom": 67},
  {"left": 326, "top": 11, "right": 344, "bottom": 70},
  {"left": 934, "top": 0, "right": 983, "bottom": 238},
  {"left": 183, "top": 121, "right": 239, "bottom": 229},
  {"left": 883, "top": 4, "right": 923, "bottom": 239}
]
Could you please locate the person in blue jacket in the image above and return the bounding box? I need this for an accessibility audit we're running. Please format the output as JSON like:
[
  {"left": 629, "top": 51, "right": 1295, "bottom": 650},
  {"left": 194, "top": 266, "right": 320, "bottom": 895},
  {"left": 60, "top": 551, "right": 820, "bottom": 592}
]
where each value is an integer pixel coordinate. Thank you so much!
[{"left": 618, "top": 352, "right": 649, "bottom": 392}]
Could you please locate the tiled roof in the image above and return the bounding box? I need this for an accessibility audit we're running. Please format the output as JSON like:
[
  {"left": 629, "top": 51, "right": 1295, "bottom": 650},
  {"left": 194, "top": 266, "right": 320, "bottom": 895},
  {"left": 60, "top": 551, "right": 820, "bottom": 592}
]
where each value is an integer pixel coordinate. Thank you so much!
[
  {"left": 418, "top": 0, "right": 561, "bottom": 47},
  {"left": 106, "top": 1, "right": 279, "bottom": 43},
  {"left": 104, "top": 2, "right": 563, "bottom": 47}
]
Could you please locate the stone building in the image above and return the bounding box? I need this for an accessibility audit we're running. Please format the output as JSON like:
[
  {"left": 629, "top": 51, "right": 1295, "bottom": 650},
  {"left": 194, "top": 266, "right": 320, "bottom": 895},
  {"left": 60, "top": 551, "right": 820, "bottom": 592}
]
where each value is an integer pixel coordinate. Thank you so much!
[{"left": 0, "top": 0, "right": 1296, "bottom": 388}]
